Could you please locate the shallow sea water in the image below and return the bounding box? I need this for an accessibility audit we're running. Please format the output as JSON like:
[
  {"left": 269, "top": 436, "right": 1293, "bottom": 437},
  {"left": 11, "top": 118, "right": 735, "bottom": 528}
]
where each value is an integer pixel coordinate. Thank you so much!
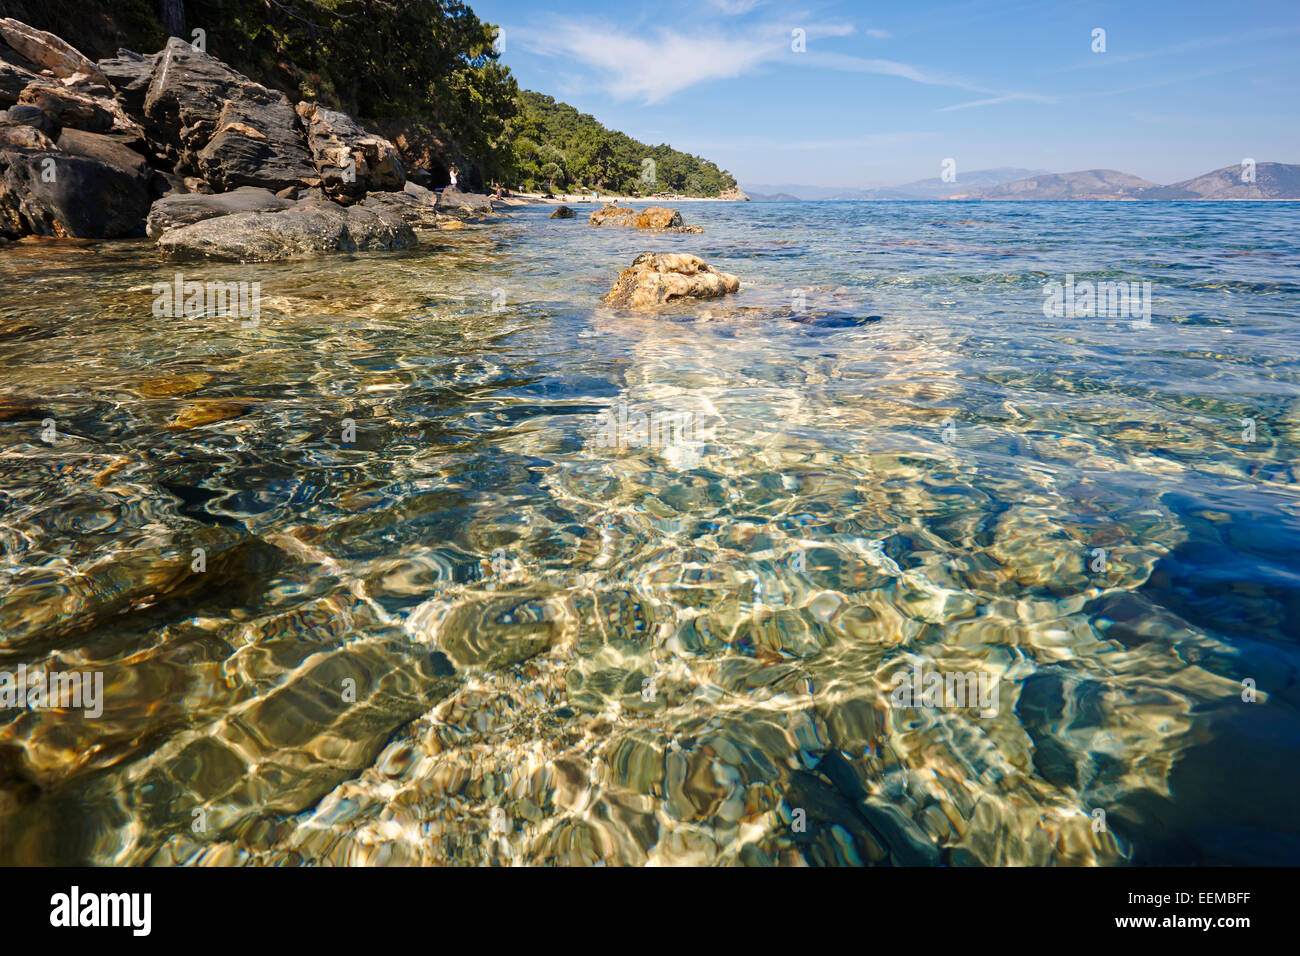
[{"left": 0, "top": 200, "right": 1298, "bottom": 865}]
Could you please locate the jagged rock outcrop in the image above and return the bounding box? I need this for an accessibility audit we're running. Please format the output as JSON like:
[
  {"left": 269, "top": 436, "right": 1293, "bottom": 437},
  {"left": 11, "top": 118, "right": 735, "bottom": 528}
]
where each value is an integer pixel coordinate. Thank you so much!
[
  {"left": 0, "top": 19, "right": 495, "bottom": 247},
  {"left": 156, "top": 200, "right": 416, "bottom": 260},
  {"left": 602, "top": 252, "right": 740, "bottom": 308},
  {"left": 296, "top": 101, "right": 405, "bottom": 203},
  {"left": 589, "top": 203, "right": 703, "bottom": 233},
  {"left": 550, "top": 204, "right": 576, "bottom": 218},
  {"left": 143, "top": 39, "right": 317, "bottom": 191}
]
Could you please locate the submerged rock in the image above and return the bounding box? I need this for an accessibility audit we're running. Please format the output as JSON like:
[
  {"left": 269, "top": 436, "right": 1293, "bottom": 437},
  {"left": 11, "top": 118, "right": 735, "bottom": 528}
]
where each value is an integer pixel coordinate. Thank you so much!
[
  {"left": 156, "top": 200, "right": 415, "bottom": 260},
  {"left": 165, "top": 400, "right": 254, "bottom": 430},
  {"left": 589, "top": 203, "right": 703, "bottom": 233},
  {"left": 602, "top": 252, "right": 740, "bottom": 309},
  {"left": 549, "top": 204, "right": 576, "bottom": 219}
]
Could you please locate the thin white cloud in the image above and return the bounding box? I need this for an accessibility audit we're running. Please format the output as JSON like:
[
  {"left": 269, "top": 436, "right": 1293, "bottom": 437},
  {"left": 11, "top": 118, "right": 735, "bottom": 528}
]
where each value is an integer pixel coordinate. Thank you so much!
[
  {"left": 521, "top": 20, "right": 853, "bottom": 104},
  {"left": 523, "top": 24, "right": 773, "bottom": 103},
  {"left": 705, "top": 0, "right": 767, "bottom": 13},
  {"left": 865, "top": 29, "right": 892, "bottom": 39},
  {"left": 937, "top": 92, "right": 1054, "bottom": 111},
  {"left": 809, "top": 51, "right": 975, "bottom": 89},
  {"left": 1048, "top": 25, "right": 1300, "bottom": 73},
  {"left": 520, "top": 18, "right": 1041, "bottom": 108}
]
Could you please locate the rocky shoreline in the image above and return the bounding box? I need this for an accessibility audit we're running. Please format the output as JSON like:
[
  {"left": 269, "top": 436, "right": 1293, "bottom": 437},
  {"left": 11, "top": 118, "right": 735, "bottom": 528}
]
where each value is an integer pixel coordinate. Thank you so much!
[
  {"left": 0, "top": 20, "right": 494, "bottom": 259},
  {"left": 0, "top": 16, "right": 743, "bottom": 303}
]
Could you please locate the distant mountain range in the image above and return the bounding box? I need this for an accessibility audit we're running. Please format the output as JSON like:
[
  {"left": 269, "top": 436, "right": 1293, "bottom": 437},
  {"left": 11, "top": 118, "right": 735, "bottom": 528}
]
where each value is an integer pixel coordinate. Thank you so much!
[
  {"left": 746, "top": 168, "right": 1047, "bottom": 201},
  {"left": 745, "top": 162, "right": 1300, "bottom": 201}
]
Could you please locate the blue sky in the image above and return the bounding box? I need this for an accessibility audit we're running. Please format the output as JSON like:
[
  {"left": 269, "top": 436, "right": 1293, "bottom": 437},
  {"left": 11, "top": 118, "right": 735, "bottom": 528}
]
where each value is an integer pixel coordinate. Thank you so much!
[{"left": 469, "top": 0, "right": 1300, "bottom": 189}]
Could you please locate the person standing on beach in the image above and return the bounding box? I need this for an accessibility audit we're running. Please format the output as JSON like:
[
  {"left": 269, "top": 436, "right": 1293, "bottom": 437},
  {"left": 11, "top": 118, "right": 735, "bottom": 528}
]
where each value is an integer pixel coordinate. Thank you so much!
[{"left": 448, "top": 165, "right": 459, "bottom": 190}]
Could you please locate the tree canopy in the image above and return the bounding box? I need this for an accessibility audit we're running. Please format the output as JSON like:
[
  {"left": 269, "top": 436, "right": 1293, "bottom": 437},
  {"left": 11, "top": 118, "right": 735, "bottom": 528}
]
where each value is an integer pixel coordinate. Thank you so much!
[{"left": 508, "top": 91, "right": 737, "bottom": 196}]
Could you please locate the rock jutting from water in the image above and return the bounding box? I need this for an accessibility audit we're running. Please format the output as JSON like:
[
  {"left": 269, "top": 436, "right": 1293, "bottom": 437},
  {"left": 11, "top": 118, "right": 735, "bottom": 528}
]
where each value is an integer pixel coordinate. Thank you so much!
[
  {"left": 549, "top": 204, "right": 577, "bottom": 219},
  {"left": 589, "top": 203, "right": 704, "bottom": 233},
  {"left": 602, "top": 252, "right": 740, "bottom": 308}
]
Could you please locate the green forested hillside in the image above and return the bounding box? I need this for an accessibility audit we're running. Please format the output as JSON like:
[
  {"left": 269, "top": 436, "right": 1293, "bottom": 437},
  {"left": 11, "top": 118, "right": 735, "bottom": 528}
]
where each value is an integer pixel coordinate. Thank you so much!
[{"left": 510, "top": 91, "right": 737, "bottom": 196}]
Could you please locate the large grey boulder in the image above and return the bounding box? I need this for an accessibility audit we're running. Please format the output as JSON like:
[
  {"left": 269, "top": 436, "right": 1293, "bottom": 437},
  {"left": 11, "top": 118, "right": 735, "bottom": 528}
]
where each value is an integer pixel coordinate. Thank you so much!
[
  {"left": 296, "top": 101, "right": 404, "bottom": 203},
  {"left": 156, "top": 200, "right": 416, "bottom": 260},
  {"left": 146, "top": 185, "right": 295, "bottom": 238},
  {"left": 144, "top": 38, "right": 316, "bottom": 191},
  {"left": 358, "top": 180, "right": 444, "bottom": 228}
]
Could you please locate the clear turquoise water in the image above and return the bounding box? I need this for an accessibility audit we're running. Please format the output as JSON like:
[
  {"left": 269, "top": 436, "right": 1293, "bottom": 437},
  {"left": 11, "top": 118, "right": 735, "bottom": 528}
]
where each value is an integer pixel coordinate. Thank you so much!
[{"left": 0, "top": 200, "right": 1297, "bottom": 865}]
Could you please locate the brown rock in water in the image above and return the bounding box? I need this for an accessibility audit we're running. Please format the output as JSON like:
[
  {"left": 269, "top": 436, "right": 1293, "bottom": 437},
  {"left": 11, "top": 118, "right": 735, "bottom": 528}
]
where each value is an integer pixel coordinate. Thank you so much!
[
  {"left": 602, "top": 253, "right": 740, "bottom": 309},
  {"left": 589, "top": 203, "right": 703, "bottom": 233},
  {"left": 138, "top": 372, "right": 213, "bottom": 397},
  {"left": 550, "top": 205, "right": 576, "bottom": 219},
  {"left": 166, "top": 400, "right": 253, "bottom": 429}
]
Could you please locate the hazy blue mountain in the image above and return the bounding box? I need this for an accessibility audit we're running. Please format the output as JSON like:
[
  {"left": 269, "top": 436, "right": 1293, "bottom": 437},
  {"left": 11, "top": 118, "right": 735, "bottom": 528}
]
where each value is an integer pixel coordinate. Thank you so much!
[
  {"left": 948, "top": 169, "right": 1160, "bottom": 200},
  {"left": 1137, "top": 162, "right": 1300, "bottom": 199},
  {"left": 746, "top": 164, "right": 1300, "bottom": 202},
  {"left": 745, "top": 168, "right": 1046, "bottom": 201},
  {"left": 857, "top": 167, "right": 1048, "bottom": 199},
  {"left": 747, "top": 191, "right": 803, "bottom": 202}
]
